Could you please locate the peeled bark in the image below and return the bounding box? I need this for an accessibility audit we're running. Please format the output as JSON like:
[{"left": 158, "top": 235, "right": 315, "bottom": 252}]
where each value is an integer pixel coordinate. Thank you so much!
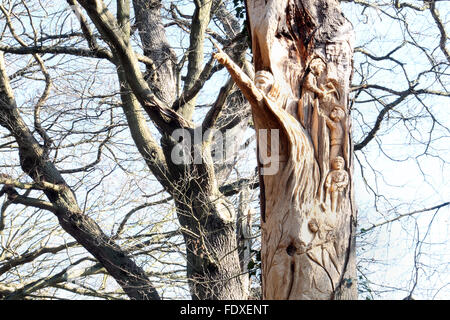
[{"left": 216, "top": 0, "right": 357, "bottom": 299}]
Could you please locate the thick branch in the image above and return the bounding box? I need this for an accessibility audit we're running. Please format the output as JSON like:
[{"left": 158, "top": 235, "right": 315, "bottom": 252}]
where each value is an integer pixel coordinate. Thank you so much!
[
  {"left": 77, "top": 0, "right": 190, "bottom": 134},
  {"left": 179, "top": 0, "right": 213, "bottom": 120},
  {"left": 427, "top": 0, "right": 450, "bottom": 63},
  {"left": 202, "top": 77, "right": 235, "bottom": 141}
]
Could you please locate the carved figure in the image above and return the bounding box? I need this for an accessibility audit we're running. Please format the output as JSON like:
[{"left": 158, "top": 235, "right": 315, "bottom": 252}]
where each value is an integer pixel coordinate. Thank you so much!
[
  {"left": 304, "top": 59, "right": 328, "bottom": 100},
  {"left": 302, "top": 59, "right": 341, "bottom": 104},
  {"left": 321, "top": 81, "right": 341, "bottom": 108},
  {"left": 325, "top": 156, "right": 349, "bottom": 213},
  {"left": 213, "top": 50, "right": 297, "bottom": 126},
  {"left": 254, "top": 70, "right": 298, "bottom": 117},
  {"left": 254, "top": 70, "right": 281, "bottom": 101},
  {"left": 321, "top": 107, "right": 346, "bottom": 161},
  {"left": 213, "top": 50, "right": 265, "bottom": 104},
  {"left": 213, "top": 35, "right": 354, "bottom": 299},
  {"left": 300, "top": 58, "right": 325, "bottom": 158},
  {"left": 254, "top": 71, "right": 274, "bottom": 93},
  {"left": 243, "top": 0, "right": 356, "bottom": 300},
  {"left": 301, "top": 59, "right": 326, "bottom": 120},
  {"left": 301, "top": 58, "right": 343, "bottom": 159},
  {"left": 214, "top": 50, "right": 279, "bottom": 106}
]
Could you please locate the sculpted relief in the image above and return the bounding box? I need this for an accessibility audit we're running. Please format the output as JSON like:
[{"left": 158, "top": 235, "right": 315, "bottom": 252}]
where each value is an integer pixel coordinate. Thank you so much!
[
  {"left": 325, "top": 156, "right": 349, "bottom": 213},
  {"left": 299, "top": 52, "right": 351, "bottom": 209}
]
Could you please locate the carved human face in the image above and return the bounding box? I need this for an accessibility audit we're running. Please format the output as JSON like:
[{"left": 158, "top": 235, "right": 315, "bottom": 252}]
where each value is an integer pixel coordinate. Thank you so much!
[
  {"left": 255, "top": 71, "right": 274, "bottom": 94},
  {"left": 330, "top": 107, "right": 345, "bottom": 121},
  {"left": 331, "top": 157, "right": 345, "bottom": 170},
  {"left": 311, "top": 60, "right": 326, "bottom": 76}
]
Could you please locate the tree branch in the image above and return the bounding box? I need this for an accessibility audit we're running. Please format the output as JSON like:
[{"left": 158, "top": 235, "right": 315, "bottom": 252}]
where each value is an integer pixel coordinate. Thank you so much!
[
  {"left": 0, "top": 50, "right": 161, "bottom": 301},
  {"left": 0, "top": 241, "right": 78, "bottom": 276},
  {"left": 427, "top": 0, "right": 450, "bottom": 63},
  {"left": 359, "top": 201, "right": 450, "bottom": 235},
  {"left": 202, "top": 77, "right": 235, "bottom": 142},
  {"left": 178, "top": 0, "right": 213, "bottom": 120},
  {"left": 219, "top": 177, "right": 259, "bottom": 197},
  {"left": 77, "top": 0, "right": 192, "bottom": 134},
  {"left": 3, "top": 258, "right": 104, "bottom": 300},
  {"left": 0, "top": 174, "right": 63, "bottom": 193}
]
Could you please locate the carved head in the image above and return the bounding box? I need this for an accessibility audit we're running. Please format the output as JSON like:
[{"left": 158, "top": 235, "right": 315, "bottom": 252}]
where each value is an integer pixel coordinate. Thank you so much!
[
  {"left": 310, "top": 58, "right": 326, "bottom": 76},
  {"left": 330, "top": 107, "right": 345, "bottom": 121},
  {"left": 331, "top": 156, "right": 345, "bottom": 170},
  {"left": 255, "top": 70, "right": 274, "bottom": 95}
]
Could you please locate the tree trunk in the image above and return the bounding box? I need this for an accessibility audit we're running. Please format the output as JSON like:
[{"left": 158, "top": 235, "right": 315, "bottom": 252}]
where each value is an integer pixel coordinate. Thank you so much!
[
  {"left": 216, "top": 0, "right": 357, "bottom": 299},
  {"left": 131, "top": 0, "right": 248, "bottom": 300},
  {"left": 77, "top": 0, "right": 250, "bottom": 300},
  {"left": 161, "top": 128, "right": 247, "bottom": 299}
]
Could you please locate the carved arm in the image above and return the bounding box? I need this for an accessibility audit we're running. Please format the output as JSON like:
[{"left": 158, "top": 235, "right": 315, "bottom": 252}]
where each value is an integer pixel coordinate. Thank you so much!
[
  {"left": 317, "top": 109, "right": 335, "bottom": 128},
  {"left": 325, "top": 173, "right": 332, "bottom": 188},
  {"left": 304, "top": 73, "right": 326, "bottom": 99},
  {"left": 338, "top": 172, "right": 349, "bottom": 188},
  {"left": 213, "top": 49, "right": 263, "bottom": 106}
]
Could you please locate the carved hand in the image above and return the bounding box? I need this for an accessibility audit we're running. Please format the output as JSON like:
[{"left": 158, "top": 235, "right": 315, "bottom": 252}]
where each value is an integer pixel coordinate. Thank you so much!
[
  {"left": 336, "top": 182, "right": 346, "bottom": 189},
  {"left": 317, "top": 90, "right": 325, "bottom": 99},
  {"left": 213, "top": 51, "right": 228, "bottom": 65},
  {"left": 317, "top": 109, "right": 329, "bottom": 119},
  {"left": 268, "top": 82, "right": 280, "bottom": 100}
]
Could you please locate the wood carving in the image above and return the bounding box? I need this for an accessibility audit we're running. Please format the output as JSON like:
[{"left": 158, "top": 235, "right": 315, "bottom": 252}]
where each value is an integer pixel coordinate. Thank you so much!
[
  {"left": 215, "top": 0, "right": 356, "bottom": 299},
  {"left": 325, "top": 156, "right": 349, "bottom": 213},
  {"left": 321, "top": 107, "right": 346, "bottom": 162}
]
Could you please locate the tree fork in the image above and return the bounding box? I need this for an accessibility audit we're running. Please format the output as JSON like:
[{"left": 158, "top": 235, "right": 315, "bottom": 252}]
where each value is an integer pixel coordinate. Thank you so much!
[{"left": 216, "top": 0, "right": 357, "bottom": 299}]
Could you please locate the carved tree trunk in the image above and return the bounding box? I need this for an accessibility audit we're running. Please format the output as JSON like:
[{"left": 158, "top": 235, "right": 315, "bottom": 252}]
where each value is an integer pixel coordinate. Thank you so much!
[
  {"left": 216, "top": 0, "right": 357, "bottom": 299},
  {"left": 250, "top": 0, "right": 356, "bottom": 300}
]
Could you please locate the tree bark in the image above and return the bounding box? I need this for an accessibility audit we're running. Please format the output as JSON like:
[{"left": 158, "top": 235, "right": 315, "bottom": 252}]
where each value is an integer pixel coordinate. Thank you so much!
[
  {"left": 162, "top": 123, "right": 247, "bottom": 299},
  {"left": 132, "top": 0, "right": 178, "bottom": 106},
  {"left": 216, "top": 0, "right": 357, "bottom": 299}
]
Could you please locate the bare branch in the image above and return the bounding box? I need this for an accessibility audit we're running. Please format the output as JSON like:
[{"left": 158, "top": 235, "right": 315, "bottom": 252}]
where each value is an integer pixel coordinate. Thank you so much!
[{"left": 359, "top": 201, "right": 450, "bottom": 235}]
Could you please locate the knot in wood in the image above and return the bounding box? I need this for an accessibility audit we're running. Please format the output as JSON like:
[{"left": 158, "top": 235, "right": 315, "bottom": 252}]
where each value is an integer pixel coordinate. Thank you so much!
[{"left": 286, "top": 243, "right": 296, "bottom": 256}]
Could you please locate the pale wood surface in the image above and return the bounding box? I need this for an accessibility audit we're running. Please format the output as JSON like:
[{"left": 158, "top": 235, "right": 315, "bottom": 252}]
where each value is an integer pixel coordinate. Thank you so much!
[{"left": 216, "top": 0, "right": 357, "bottom": 299}]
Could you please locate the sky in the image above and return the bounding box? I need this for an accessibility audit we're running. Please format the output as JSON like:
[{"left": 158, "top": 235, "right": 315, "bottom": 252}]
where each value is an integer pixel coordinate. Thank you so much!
[
  {"left": 340, "top": 0, "right": 450, "bottom": 299},
  {"left": 0, "top": 0, "right": 448, "bottom": 300}
]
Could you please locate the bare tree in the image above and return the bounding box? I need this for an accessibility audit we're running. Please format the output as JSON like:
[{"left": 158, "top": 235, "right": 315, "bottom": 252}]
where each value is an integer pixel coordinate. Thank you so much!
[
  {"left": 0, "top": 0, "right": 254, "bottom": 300},
  {"left": 341, "top": 0, "right": 450, "bottom": 300},
  {"left": 0, "top": 0, "right": 448, "bottom": 300}
]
